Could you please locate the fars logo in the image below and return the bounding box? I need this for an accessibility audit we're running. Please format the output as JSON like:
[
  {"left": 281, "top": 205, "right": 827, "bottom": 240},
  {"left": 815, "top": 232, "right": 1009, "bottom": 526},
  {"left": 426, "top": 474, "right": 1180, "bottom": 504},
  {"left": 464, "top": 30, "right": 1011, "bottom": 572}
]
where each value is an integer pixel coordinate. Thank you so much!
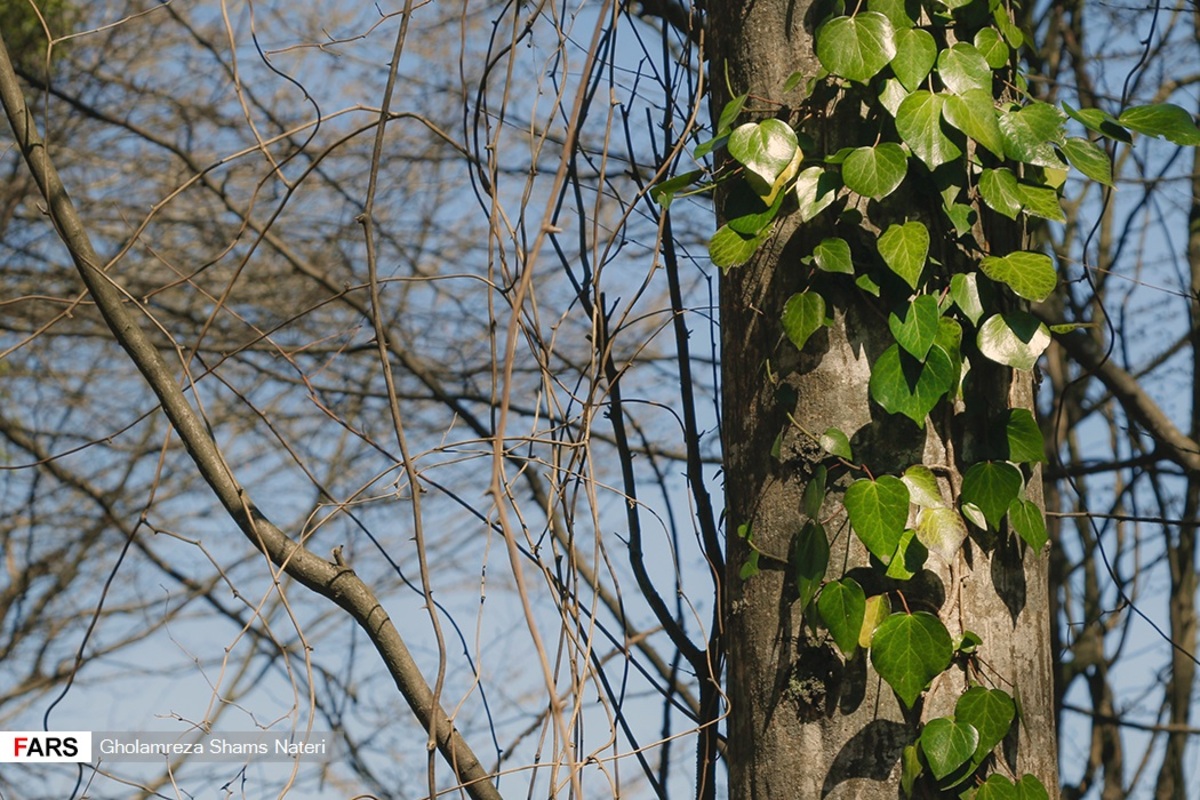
[{"left": 0, "top": 732, "right": 92, "bottom": 763}]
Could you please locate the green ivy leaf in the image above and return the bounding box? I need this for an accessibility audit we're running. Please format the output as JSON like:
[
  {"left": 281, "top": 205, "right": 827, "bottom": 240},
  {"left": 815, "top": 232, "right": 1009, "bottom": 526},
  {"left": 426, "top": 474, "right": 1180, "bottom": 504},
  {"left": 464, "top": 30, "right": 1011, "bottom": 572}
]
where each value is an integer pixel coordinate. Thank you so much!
[
  {"left": 888, "top": 295, "right": 940, "bottom": 360},
  {"left": 879, "top": 78, "right": 909, "bottom": 117},
  {"left": 980, "top": 251, "right": 1057, "bottom": 302},
  {"left": 974, "top": 27, "right": 1010, "bottom": 69},
  {"left": 650, "top": 169, "right": 703, "bottom": 207},
  {"left": 782, "top": 291, "right": 829, "bottom": 351},
  {"left": 977, "top": 312, "right": 1051, "bottom": 370},
  {"left": 716, "top": 93, "right": 748, "bottom": 136},
  {"left": 870, "top": 0, "right": 918, "bottom": 29},
  {"left": 860, "top": 593, "right": 892, "bottom": 647},
  {"left": 979, "top": 167, "right": 1024, "bottom": 219},
  {"left": 870, "top": 611, "right": 953, "bottom": 708},
  {"left": 950, "top": 273, "right": 985, "bottom": 325},
  {"left": 891, "top": 27, "right": 937, "bottom": 92},
  {"left": 816, "top": 13, "right": 897, "bottom": 84},
  {"left": 902, "top": 464, "right": 944, "bottom": 508},
  {"left": 942, "top": 88, "right": 1006, "bottom": 158},
  {"left": 1009, "top": 499, "right": 1048, "bottom": 550},
  {"left": 845, "top": 475, "right": 911, "bottom": 561},
  {"left": 1117, "top": 103, "right": 1200, "bottom": 146},
  {"left": 916, "top": 506, "right": 968, "bottom": 562},
  {"left": 709, "top": 224, "right": 768, "bottom": 270},
  {"left": 1017, "top": 181, "right": 1066, "bottom": 222},
  {"left": 793, "top": 166, "right": 841, "bottom": 222},
  {"left": 1016, "top": 774, "right": 1051, "bottom": 800},
  {"left": 728, "top": 119, "right": 800, "bottom": 195},
  {"left": 813, "top": 237, "right": 855, "bottom": 274},
  {"left": 955, "top": 686, "right": 1016, "bottom": 761},
  {"left": 937, "top": 42, "right": 992, "bottom": 95},
  {"left": 1062, "top": 101, "right": 1131, "bottom": 143},
  {"left": 961, "top": 461, "right": 1023, "bottom": 529},
  {"left": 843, "top": 143, "right": 909, "bottom": 199},
  {"left": 878, "top": 220, "right": 929, "bottom": 289},
  {"left": 739, "top": 548, "right": 761, "bottom": 580},
  {"left": 856, "top": 273, "right": 882, "bottom": 297},
  {"left": 896, "top": 90, "right": 962, "bottom": 169},
  {"left": 993, "top": 5, "right": 1024, "bottom": 47},
  {"left": 869, "top": 343, "right": 956, "bottom": 427},
  {"left": 1061, "top": 137, "right": 1113, "bottom": 186},
  {"left": 1005, "top": 408, "right": 1047, "bottom": 463},
  {"left": 804, "top": 464, "right": 828, "bottom": 519},
  {"left": 818, "top": 577, "right": 866, "bottom": 656},
  {"left": 820, "top": 426, "right": 854, "bottom": 460},
  {"left": 724, "top": 179, "right": 787, "bottom": 235},
  {"left": 976, "top": 774, "right": 1020, "bottom": 800},
  {"left": 999, "top": 102, "right": 1067, "bottom": 168},
  {"left": 884, "top": 528, "right": 928, "bottom": 580},
  {"left": 919, "top": 717, "right": 980, "bottom": 779},
  {"left": 792, "top": 521, "right": 829, "bottom": 610}
]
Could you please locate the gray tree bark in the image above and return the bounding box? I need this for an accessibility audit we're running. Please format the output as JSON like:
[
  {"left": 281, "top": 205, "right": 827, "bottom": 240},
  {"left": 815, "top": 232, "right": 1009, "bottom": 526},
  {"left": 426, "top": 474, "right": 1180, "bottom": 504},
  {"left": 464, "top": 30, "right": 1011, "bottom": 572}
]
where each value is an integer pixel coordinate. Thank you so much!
[{"left": 709, "top": 2, "right": 1060, "bottom": 797}]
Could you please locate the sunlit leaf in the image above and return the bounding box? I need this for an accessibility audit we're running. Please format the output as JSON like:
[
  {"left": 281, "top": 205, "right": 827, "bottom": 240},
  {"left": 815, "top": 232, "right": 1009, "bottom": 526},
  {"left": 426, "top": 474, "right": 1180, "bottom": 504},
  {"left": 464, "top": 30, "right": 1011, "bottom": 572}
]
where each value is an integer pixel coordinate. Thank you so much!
[
  {"left": 1117, "top": 103, "right": 1200, "bottom": 146},
  {"left": 878, "top": 220, "right": 930, "bottom": 289},
  {"left": 943, "top": 88, "right": 1006, "bottom": 158},
  {"left": 950, "top": 273, "right": 985, "bottom": 325},
  {"left": 845, "top": 475, "right": 911, "bottom": 561},
  {"left": 902, "top": 464, "right": 944, "bottom": 508},
  {"left": 869, "top": 343, "right": 956, "bottom": 427},
  {"left": 820, "top": 426, "right": 854, "bottom": 460},
  {"left": 871, "top": 611, "right": 953, "bottom": 708},
  {"left": 979, "top": 168, "right": 1023, "bottom": 219},
  {"left": 728, "top": 119, "right": 800, "bottom": 195},
  {"left": 974, "top": 27, "right": 1009, "bottom": 69},
  {"left": 793, "top": 166, "right": 841, "bottom": 222},
  {"left": 937, "top": 42, "right": 992, "bottom": 95},
  {"left": 816, "top": 13, "right": 897, "bottom": 83},
  {"left": 920, "top": 717, "right": 979, "bottom": 779},
  {"left": 956, "top": 686, "right": 1016, "bottom": 761},
  {"left": 977, "top": 312, "right": 1051, "bottom": 370},
  {"left": 896, "top": 90, "right": 962, "bottom": 169},
  {"left": 961, "top": 461, "right": 1023, "bottom": 529},
  {"left": 1009, "top": 499, "right": 1048, "bottom": 550},
  {"left": 888, "top": 295, "right": 941, "bottom": 359},
  {"left": 916, "top": 506, "right": 968, "bottom": 562},
  {"left": 813, "top": 237, "right": 855, "bottom": 274},
  {"left": 891, "top": 27, "right": 937, "bottom": 92},
  {"left": 818, "top": 577, "right": 866, "bottom": 656},
  {"left": 782, "top": 291, "right": 829, "bottom": 351},
  {"left": 709, "top": 224, "right": 768, "bottom": 270},
  {"left": 1005, "top": 408, "right": 1046, "bottom": 463},
  {"left": 1061, "top": 137, "right": 1113, "bottom": 186},
  {"left": 980, "top": 251, "right": 1057, "bottom": 302},
  {"left": 842, "top": 143, "right": 909, "bottom": 199}
]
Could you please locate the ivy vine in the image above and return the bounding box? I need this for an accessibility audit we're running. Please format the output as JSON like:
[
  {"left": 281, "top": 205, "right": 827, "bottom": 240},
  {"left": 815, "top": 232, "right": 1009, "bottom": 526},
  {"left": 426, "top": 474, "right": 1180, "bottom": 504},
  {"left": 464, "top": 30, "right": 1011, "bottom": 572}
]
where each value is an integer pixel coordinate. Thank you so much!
[{"left": 656, "top": 0, "right": 1200, "bottom": 795}]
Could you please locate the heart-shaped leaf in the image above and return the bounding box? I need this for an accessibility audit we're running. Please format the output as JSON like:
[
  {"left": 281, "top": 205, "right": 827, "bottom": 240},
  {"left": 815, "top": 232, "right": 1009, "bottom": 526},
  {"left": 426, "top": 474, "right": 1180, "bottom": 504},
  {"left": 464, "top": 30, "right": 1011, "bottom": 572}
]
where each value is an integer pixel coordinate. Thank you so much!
[
  {"left": 816, "top": 13, "right": 897, "bottom": 83},
  {"left": 977, "top": 312, "right": 1051, "bottom": 370},
  {"left": 709, "top": 224, "right": 768, "bottom": 270},
  {"left": 1009, "top": 499, "right": 1048, "bottom": 550},
  {"left": 961, "top": 461, "right": 1023, "bottom": 529},
  {"left": 818, "top": 577, "right": 866, "bottom": 656},
  {"left": 782, "top": 291, "right": 829, "bottom": 352},
  {"left": 793, "top": 166, "right": 841, "bottom": 222},
  {"left": 916, "top": 506, "right": 969, "bottom": 562},
  {"left": 999, "top": 102, "right": 1067, "bottom": 167},
  {"left": 1005, "top": 408, "right": 1046, "bottom": 463},
  {"left": 878, "top": 220, "right": 930, "bottom": 289},
  {"left": 980, "top": 251, "right": 1057, "bottom": 302},
  {"left": 845, "top": 475, "right": 911, "bottom": 561},
  {"left": 976, "top": 774, "right": 1020, "bottom": 800},
  {"left": 1117, "top": 103, "right": 1200, "bottom": 146},
  {"left": 955, "top": 686, "right": 1016, "bottom": 761},
  {"left": 1061, "top": 137, "right": 1113, "bottom": 186},
  {"left": 869, "top": 343, "right": 956, "bottom": 427},
  {"left": 920, "top": 716, "right": 980, "bottom": 779},
  {"left": 950, "top": 272, "right": 985, "bottom": 325},
  {"left": 842, "top": 143, "right": 908, "bottom": 199},
  {"left": 820, "top": 426, "right": 854, "bottom": 459},
  {"left": 813, "top": 237, "right": 855, "bottom": 274},
  {"left": 979, "top": 168, "right": 1023, "bottom": 219},
  {"left": 1017, "top": 181, "right": 1066, "bottom": 222},
  {"left": 1063, "top": 101, "right": 1131, "bottom": 143},
  {"left": 974, "top": 27, "right": 1010, "bottom": 68},
  {"left": 943, "top": 88, "right": 1006, "bottom": 158},
  {"left": 888, "top": 294, "right": 940, "bottom": 359},
  {"left": 902, "top": 464, "right": 944, "bottom": 508},
  {"left": 891, "top": 27, "right": 937, "bottom": 92},
  {"left": 1016, "top": 774, "right": 1051, "bottom": 800},
  {"left": 896, "top": 90, "right": 962, "bottom": 169},
  {"left": 937, "top": 42, "right": 992, "bottom": 95},
  {"left": 870, "top": 611, "right": 953, "bottom": 708},
  {"left": 728, "top": 119, "right": 800, "bottom": 194}
]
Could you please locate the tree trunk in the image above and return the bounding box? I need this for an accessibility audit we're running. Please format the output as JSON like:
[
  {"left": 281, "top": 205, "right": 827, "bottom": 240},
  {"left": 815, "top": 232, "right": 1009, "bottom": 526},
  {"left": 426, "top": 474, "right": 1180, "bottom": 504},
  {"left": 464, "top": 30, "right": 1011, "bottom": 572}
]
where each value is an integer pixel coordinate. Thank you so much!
[{"left": 710, "top": 2, "right": 1060, "bottom": 796}]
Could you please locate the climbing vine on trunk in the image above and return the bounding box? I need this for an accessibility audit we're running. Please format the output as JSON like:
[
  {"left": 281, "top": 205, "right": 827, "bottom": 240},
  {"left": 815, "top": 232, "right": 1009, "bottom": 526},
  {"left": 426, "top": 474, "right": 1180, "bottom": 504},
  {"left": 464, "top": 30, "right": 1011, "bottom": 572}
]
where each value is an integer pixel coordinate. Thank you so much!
[{"left": 658, "top": 0, "right": 1200, "bottom": 795}]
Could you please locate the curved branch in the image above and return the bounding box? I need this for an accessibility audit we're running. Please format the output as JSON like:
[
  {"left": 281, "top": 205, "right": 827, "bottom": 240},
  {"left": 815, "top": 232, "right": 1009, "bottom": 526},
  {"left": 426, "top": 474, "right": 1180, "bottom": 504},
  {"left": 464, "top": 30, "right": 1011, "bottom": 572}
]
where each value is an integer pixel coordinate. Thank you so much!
[{"left": 0, "top": 33, "right": 502, "bottom": 800}]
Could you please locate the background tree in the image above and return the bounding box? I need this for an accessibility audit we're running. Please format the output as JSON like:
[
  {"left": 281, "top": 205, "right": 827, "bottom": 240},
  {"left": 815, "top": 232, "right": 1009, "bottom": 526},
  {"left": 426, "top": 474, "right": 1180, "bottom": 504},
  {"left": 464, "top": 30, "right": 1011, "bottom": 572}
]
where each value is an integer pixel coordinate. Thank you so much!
[{"left": 0, "top": 1, "right": 1197, "bottom": 799}]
